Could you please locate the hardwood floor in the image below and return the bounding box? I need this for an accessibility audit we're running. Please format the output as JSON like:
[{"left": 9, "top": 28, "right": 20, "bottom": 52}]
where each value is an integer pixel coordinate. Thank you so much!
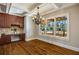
[{"left": 0, "top": 39, "right": 79, "bottom": 55}]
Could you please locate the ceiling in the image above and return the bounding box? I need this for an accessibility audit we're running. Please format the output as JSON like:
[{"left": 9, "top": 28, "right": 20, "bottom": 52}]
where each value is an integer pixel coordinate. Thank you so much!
[
  {"left": 0, "top": 3, "right": 77, "bottom": 16},
  {"left": 8, "top": 3, "right": 42, "bottom": 16}
]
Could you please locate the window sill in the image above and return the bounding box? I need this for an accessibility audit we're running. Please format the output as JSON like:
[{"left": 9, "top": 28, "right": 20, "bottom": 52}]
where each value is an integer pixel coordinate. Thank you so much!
[{"left": 39, "top": 33, "right": 69, "bottom": 41}]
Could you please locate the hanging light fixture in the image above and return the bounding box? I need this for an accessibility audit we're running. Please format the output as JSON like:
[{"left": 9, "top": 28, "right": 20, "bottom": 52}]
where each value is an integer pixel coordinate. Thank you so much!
[{"left": 32, "top": 7, "right": 41, "bottom": 25}]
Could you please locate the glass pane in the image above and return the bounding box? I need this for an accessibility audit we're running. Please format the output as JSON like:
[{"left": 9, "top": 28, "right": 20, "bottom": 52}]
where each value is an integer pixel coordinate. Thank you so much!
[
  {"left": 45, "top": 19, "right": 54, "bottom": 35},
  {"left": 55, "top": 16, "right": 67, "bottom": 37},
  {"left": 40, "top": 24, "right": 46, "bottom": 34}
]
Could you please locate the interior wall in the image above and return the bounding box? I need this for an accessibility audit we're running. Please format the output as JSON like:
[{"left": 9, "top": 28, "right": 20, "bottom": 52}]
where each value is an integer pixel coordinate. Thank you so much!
[
  {"left": 24, "top": 15, "right": 37, "bottom": 41},
  {"left": 34, "top": 4, "right": 79, "bottom": 48}
]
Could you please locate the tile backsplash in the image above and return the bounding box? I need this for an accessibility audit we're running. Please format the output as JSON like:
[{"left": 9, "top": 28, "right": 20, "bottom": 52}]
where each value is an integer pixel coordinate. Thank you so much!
[{"left": 0, "top": 28, "right": 24, "bottom": 35}]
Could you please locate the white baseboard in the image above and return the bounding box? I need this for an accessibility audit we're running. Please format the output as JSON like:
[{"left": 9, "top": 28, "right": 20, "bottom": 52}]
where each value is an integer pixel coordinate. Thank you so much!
[
  {"left": 25, "top": 37, "right": 79, "bottom": 52},
  {"left": 52, "top": 41, "right": 79, "bottom": 52},
  {"left": 25, "top": 38, "right": 37, "bottom": 41},
  {"left": 40, "top": 38, "right": 79, "bottom": 52}
]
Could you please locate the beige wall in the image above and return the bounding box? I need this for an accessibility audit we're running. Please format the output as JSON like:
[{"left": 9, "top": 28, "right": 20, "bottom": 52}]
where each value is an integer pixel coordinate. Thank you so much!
[
  {"left": 34, "top": 4, "right": 79, "bottom": 48},
  {"left": 24, "top": 16, "right": 36, "bottom": 41}
]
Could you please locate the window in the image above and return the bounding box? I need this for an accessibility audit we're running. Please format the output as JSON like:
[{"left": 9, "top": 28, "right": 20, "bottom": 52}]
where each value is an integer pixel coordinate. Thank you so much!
[
  {"left": 55, "top": 16, "right": 67, "bottom": 37},
  {"left": 39, "top": 13, "right": 69, "bottom": 40},
  {"left": 39, "top": 18, "right": 54, "bottom": 35}
]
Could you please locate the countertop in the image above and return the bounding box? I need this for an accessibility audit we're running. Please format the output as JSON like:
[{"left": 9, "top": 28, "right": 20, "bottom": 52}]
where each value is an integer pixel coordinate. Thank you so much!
[{"left": 1, "top": 33, "right": 25, "bottom": 37}]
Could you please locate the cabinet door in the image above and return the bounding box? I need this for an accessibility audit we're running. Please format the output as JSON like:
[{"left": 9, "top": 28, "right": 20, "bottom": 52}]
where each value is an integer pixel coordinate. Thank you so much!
[
  {"left": 17, "top": 16, "right": 24, "bottom": 28},
  {"left": 0, "top": 38, "right": 4, "bottom": 44},
  {"left": 19, "top": 34, "right": 25, "bottom": 41},
  {"left": 20, "top": 17, "right": 24, "bottom": 28},
  {"left": 9, "top": 15, "right": 17, "bottom": 25},
  {"left": 0, "top": 35, "right": 11, "bottom": 45},
  {"left": 5, "top": 14, "right": 11, "bottom": 27},
  {"left": 0, "top": 13, "right": 5, "bottom": 27}
]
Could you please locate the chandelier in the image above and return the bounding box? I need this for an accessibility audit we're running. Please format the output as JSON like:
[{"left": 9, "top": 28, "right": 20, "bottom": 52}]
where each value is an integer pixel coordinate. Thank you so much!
[{"left": 32, "top": 7, "right": 41, "bottom": 25}]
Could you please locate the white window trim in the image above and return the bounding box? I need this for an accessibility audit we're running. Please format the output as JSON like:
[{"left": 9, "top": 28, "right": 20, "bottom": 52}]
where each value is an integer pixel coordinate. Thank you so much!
[{"left": 39, "top": 13, "right": 70, "bottom": 41}]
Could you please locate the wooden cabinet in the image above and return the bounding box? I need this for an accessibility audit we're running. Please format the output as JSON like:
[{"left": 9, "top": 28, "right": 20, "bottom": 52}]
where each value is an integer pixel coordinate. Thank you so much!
[
  {"left": 0, "top": 33, "right": 25, "bottom": 45},
  {"left": 6, "top": 14, "right": 17, "bottom": 27},
  {"left": 7, "top": 14, "right": 24, "bottom": 28},
  {"left": 5, "top": 14, "right": 11, "bottom": 27},
  {"left": 0, "top": 35, "right": 11, "bottom": 45},
  {"left": 0, "top": 13, "right": 6, "bottom": 27},
  {"left": 10, "top": 15, "right": 17, "bottom": 25},
  {"left": 16, "top": 16, "right": 24, "bottom": 28},
  {"left": 19, "top": 33, "right": 25, "bottom": 41},
  {"left": 0, "top": 13, "right": 24, "bottom": 28}
]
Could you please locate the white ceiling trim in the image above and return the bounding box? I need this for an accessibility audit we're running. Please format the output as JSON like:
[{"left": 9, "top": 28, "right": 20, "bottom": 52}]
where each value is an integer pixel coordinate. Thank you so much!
[
  {"left": 30, "top": 3, "right": 77, "bottom": 16},
  {"left": 0, "top": 3, "right": 77, "bottom": 17}
]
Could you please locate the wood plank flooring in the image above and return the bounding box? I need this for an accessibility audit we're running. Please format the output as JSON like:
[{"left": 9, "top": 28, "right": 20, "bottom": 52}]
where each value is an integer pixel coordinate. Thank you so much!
[{"left": 0, "top": 39, "right": 79, "bottom": 55}]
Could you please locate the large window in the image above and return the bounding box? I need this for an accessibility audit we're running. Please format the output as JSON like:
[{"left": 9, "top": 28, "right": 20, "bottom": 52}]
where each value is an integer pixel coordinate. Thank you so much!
[{"left": 39, "top": 14, "right": 69, "bottom": 40}]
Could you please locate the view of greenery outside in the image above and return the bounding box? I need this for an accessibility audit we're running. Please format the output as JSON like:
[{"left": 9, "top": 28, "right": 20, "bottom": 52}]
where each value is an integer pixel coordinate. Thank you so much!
[
  {"left": 40, "top": 15, "right": 67, "bottom": 37},
  {"left": 45, "top": 19, "right": 54, "bottom": 35},
  {"left": 56, "top": 16, "right": 67, "bottom": 37}
]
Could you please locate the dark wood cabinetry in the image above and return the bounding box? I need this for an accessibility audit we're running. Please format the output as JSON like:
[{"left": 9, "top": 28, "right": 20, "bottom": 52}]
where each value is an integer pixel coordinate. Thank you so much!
[
  {"left": 0, "top": 13, "right": 6, "bottom": 27},
  {"left": 0, "top": 13, "right": 25, "bottom": 45},
  {"left": 0, "top": 33, "right": 25, "bottom": 45},
  {"left": 16, "top": 16, "right": 24, "bottom": 28},
  {"left": 0, "top": 35, "right": 11, "bottom": 45},
  {"left": 5, "top": 14, "right": 12, "bottom": 27},
  {"left": 19, "top": 33, "right": 25, "bottom": 41},
  {"left": 0, "top": 13, "right": 24, "bottom": 28}
]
